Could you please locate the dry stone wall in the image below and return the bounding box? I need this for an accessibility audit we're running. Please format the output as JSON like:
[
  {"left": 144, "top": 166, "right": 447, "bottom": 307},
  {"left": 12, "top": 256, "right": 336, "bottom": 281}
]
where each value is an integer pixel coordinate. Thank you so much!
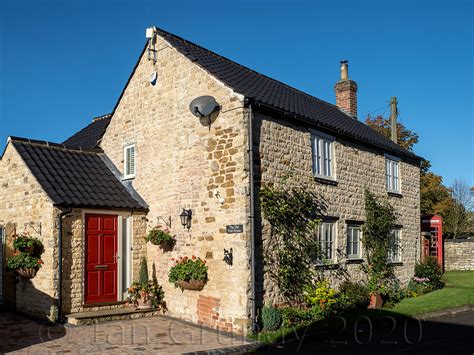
[
  {"left": 100, "top": 35, "right": 251, "bottom": 334},
  {"left": 253, "top": 112, "right": 421, "bottom": 303},
  {"left": 444, "top": 239, "right": 474, "bottom": 271}
]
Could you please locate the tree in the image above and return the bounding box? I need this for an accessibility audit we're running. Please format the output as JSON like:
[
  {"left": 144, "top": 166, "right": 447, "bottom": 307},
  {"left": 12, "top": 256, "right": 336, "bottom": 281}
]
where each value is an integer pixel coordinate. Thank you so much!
[
  {"left": 444, "top": 179, "right": 472, "bottom": 238},
  {"left": 365, "top": 114, "right": 419, "bottom": 151},
  {"left": 420, "top": 167, "right": 452, "bottom": 216}
]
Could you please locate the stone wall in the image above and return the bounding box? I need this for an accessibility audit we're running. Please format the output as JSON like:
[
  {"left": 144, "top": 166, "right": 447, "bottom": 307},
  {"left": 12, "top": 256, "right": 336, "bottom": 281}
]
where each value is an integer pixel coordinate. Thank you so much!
[
  {"left": 253, "top": 112, "right": 421, "bottom": 303},
  {"left": 0, "top": 226, "right": 3, "bottom": 304},
  {"left": 0, "top": 143, "right": 58, "bottom": 318},
  {"left": 100, "top": 35, "right": 250, "bottom": 334},
  {"left": 444, "top": 239, "right": 474, "bottom": 271}
]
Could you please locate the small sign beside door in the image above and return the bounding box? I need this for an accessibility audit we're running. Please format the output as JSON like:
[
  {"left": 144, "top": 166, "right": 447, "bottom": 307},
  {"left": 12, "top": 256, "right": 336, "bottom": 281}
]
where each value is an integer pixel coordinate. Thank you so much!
[{"left": 226, "top": 224, "right": 243, "bottom": 234}]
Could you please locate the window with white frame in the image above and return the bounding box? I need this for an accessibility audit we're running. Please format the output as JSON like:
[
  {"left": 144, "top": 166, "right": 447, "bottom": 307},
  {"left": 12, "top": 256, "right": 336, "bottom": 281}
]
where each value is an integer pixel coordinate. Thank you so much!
[
  {"left": 388, "top": 229, "right": 402, "bottom": 262},
  {"left": 346, "top": 225, "right": 361, "bottom": 259},
  {"left": 385, "top": 156, "right": 400, "bottom": 193},
  {"left": 316, "top": 222, "right": 336, "bottom": 262},
  {"left": 312, "top": 132, "right": 335, "bottom": 179},
  {"left": 123, "top": 144, "right": 136, "bottom": 179}
]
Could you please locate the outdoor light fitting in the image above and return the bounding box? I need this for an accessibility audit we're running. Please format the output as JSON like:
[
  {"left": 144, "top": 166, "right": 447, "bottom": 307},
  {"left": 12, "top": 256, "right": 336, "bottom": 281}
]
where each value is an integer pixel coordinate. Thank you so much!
[{"left": 179, "top": 209, "right": 192, "bottom": 230}]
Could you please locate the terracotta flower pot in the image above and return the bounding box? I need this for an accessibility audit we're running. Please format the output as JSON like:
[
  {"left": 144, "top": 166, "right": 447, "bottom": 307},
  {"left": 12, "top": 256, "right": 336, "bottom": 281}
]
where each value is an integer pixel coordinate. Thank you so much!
[
  {"left": 368, "top": 293, "right": 383, "bottom": 309},
  {"left": 137, "top": 292, "right": 153, "bottom": 309},
  {"left": 159, "top": 241, "right": 174, "bottom": 252},
  {"left": 177, "top": 279, "right": 206, "bottom": 291},
  {"left": 17, "top": 268, "right": 38, "bottom": 279}
]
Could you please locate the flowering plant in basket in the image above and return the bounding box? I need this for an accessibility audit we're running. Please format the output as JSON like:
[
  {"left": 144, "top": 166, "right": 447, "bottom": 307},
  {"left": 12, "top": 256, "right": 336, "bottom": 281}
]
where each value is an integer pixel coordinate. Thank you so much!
[
  {"left": 168, "top": 256, "right": 208, "bottom": 291},
  {"left": 7, "top": 233, "right": 44, "bottom": 279},
  {"left": 145, "top": 225, "right": 176, "bottom": 249}
]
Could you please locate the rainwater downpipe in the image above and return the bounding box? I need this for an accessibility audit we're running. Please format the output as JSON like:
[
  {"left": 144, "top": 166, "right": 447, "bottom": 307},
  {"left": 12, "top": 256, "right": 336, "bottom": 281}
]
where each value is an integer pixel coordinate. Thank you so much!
[
  {"left": 247, "top": 101, "right": 258, "bottom": 333},
  {"left": 57, "top": 208, "right": 71, "bottom": 323}
]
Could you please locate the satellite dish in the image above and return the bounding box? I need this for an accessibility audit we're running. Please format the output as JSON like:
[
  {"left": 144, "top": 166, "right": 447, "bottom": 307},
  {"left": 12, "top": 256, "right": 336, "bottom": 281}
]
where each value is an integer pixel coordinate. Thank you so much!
[
  {"left": 150, "top": 71, "right": 157, "bottom": 85},
  {"left": 189, "top": 96, "right": 220, "bottom": 118}
]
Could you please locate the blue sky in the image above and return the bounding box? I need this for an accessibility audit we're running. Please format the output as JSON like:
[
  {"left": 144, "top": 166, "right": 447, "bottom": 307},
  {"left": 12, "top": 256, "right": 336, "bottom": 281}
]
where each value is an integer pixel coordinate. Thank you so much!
[{"left": 1, "top": 0, "right": 472, "bottom": 186}]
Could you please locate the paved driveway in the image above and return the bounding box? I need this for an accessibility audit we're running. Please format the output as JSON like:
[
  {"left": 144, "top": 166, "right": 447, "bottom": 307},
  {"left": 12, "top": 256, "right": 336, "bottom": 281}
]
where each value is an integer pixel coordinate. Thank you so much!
[{"left": 0, "top": 312, "right": 256, "bottom": 354}]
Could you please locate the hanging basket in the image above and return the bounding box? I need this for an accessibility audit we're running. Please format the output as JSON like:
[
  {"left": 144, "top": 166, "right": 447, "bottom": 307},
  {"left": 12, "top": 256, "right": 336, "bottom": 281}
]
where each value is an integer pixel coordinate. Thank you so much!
[
  {"left": 17, "top": 268, "right": 38, "bottom": 279},
  {"left": 177, "top": 279, "right": 206, "bottom": 291}
]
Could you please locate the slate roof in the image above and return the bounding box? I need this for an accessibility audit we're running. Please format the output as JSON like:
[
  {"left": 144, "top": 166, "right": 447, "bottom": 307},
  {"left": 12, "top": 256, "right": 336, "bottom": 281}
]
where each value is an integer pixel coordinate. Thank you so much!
[
  {"left": 154, "top": 28, "right": 421, "bottom": 161},
  {"left": 10, "top": 137, "right": 147, "bottom": 211},
  {"left": 62, "top": 114, "right": 111, "bottom": 149}
]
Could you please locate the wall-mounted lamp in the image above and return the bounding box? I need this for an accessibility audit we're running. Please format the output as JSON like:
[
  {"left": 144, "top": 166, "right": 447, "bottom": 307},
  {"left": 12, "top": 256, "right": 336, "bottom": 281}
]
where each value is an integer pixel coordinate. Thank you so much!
[
  {"left": 223, "top": 248, "right": 233, "bottom": 266},
  {"left": 179, "top": 209, "right": 192, "bottom": 230},
  {"left": 213, "top": 189, "right": 225, "bottom": 205}
]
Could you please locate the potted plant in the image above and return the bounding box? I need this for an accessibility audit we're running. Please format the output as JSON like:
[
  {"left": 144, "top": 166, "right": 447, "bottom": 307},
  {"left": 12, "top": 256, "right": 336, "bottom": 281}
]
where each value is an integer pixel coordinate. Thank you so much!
[
  {"left": 145, "top": 225, "right": 176, "bottom": 251},
  {"left": 6, "top": 233, "right": 44, "bottom": 279},
  {"left": 126, "top": 257, "right": 165, "bottom": 309},
  {"left": 168, "top": 255, "right": 208, "bottom": 291}
]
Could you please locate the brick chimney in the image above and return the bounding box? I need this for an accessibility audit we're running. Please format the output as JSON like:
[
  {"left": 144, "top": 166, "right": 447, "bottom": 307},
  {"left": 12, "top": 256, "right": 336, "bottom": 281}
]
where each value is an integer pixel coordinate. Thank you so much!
[{"left": 334, "top": 60, "right": 358, "bottom": 118}]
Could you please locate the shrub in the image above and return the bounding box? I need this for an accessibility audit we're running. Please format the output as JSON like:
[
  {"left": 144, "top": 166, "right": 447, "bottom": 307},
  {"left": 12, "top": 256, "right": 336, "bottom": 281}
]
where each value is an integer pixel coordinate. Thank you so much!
[
  {"left": 338, "top": 280, "right": 370, "bottom": 311},
  {"left": 414, "top": 256, "right": 443, "bottom": 289},
  {"left": 280, "top": 307, "right": 313, "bottom": 327},
  {"left": 139, "top": 257, "right": 149, "bottom": 285},
  {"left": 126, "top": 280, "right": 165, "bottom": 309},
  {"left": 305, "top": 280, "right": 338, "bottom": 308},
  {"left": 146, "top": 226, "right": 176, "bottom": 247},
  {"left": 168, "top": 256, "right": 208, "bottom": 288},
  {"left": 261, "top": 305, "right": 282, "bottom": 331}
]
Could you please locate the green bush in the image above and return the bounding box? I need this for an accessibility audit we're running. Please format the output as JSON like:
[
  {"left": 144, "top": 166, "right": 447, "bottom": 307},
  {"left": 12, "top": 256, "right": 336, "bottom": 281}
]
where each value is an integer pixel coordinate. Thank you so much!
[
  {"left": 280, "top": 307, "right": 313, "bottom": 327},
  {"left": 338, "top": 280, "right": 370, "bottom": 311},
  {"left": 261, "top": 305, "right": 282, "bottom": 331},
  {"left": 414, "top": 256, "right": 444, "bottom": 289},
  {"left": 7, "top": 253, "right": 43, "bottom": 270},
  {"left": 139, "top": 257, "right": 149, "bottom": 285}
]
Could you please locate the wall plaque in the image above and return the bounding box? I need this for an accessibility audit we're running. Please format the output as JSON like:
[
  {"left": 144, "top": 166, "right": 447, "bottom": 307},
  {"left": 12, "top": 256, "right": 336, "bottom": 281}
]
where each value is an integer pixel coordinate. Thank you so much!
[{"left": 226, "top": 224, "right": 243, "bottom": 234}]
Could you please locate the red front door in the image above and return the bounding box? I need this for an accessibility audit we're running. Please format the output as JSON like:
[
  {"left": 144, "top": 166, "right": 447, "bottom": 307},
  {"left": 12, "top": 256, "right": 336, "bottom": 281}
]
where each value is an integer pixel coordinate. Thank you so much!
[{"left": 85, "top": 214, "right": 118, "bottom": 304}]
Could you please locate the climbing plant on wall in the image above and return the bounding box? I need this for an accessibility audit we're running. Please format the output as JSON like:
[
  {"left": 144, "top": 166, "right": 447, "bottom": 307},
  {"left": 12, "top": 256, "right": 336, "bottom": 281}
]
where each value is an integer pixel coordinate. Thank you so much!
[{"left": 260, "top": 184, "right": 326, "bottom": 304}]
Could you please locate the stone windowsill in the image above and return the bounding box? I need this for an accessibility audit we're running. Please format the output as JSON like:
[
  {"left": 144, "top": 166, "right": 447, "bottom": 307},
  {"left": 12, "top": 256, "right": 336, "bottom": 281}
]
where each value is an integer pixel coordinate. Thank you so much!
[
  {"left": 388, "top": 261, "right": 404, "bottom": 266},
  {"left": 314, "top": 176, "right": 338, "bottom": 186},
  {"left": 387, "top": 191, "right": 403, "bottom": 198},
  {"left": 346, "top": 258, "right": 364, "bottom": 264},
  {"left": 314, "top": 263, "right": 340, "bottom": 270}
]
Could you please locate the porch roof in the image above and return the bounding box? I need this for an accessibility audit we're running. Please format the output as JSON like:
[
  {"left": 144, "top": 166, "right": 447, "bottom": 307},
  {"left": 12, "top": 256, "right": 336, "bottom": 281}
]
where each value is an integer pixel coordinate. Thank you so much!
[{"left": 10, "top": 137, "right": 148, "bottom": 212}]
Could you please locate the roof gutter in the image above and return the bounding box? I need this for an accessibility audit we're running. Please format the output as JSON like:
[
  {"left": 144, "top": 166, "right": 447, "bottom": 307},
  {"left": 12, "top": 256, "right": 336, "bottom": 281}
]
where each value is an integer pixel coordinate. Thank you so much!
[{"left": 56, "top": 207, "right": 72, "bottom": 323}]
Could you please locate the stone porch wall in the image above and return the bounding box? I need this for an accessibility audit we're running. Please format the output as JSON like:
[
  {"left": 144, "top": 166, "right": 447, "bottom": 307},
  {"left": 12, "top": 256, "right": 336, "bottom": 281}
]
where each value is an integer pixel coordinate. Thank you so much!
[
  {"left": 444, "top": 239, "right": 474, "bottom": 271},
  {"left": 61, "top": 209, "right": 147, "bottom": 315},
  {"left": 100, "top": 35, "right": 250, "bottom": 333},
  {"left": 253, "top": 112, "right": 421, "bottom": 304},
  {"left": 0, "top": 143, "right": 57, "bottom": 318}
]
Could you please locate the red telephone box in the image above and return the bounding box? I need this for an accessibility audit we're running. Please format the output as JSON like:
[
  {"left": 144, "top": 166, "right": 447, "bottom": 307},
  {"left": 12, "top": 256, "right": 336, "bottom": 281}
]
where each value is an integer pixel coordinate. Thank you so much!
[{"left": 421, "top": 215, "right": 443, "bottom": 267}]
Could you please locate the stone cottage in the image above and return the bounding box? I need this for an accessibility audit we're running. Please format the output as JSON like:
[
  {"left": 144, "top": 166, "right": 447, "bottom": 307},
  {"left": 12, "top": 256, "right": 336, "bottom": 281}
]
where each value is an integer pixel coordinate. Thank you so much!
[{"left": 0, "top": 27, "right": 421, "bottom": 334}]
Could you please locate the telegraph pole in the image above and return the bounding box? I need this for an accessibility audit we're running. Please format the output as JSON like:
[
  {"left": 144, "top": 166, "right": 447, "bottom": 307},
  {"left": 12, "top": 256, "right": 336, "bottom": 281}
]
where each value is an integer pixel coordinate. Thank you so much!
[{"left": 390, "top": 97, "right": 398, "bottom": 143}]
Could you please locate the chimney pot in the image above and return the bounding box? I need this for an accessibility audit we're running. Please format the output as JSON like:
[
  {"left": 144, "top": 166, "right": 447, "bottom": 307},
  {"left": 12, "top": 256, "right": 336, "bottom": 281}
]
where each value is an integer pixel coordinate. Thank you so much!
[{"left": 340, "top": 60, "right": 349, "bottom": 80}]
